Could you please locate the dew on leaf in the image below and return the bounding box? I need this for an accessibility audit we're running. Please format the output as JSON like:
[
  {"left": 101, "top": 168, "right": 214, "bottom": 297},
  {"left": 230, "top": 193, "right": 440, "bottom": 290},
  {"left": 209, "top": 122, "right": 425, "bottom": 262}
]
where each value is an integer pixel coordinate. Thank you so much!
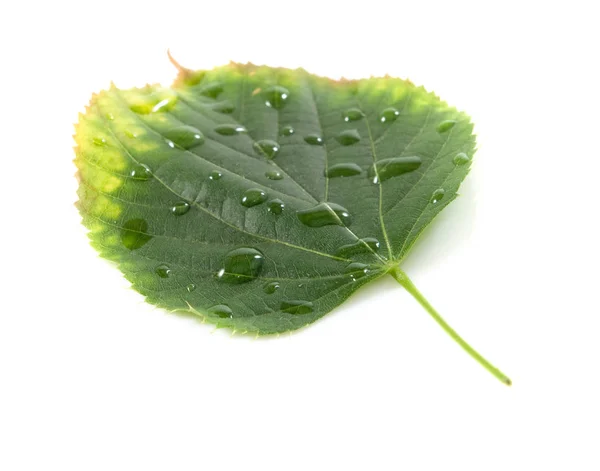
[
  {"left": 215, "top": 124, "right": 247, "bottom": 136},
  {"left": 343, "top": 108, "right": 364, "bottom": 122},
  {"left": 304, "top": 134, "right": 324, "bottom": 146},
  {"left": 325, "top": 163, "right": 362, "bottom": 178},
  {"left": 186, "top": 283, "right": 197, "bottom": 292},
  {"left": 280, "top": 300, "right": 314, "bottom": 315},
  {"left": 265, "top": 170, "right": 284, "bottom": 180},
  {"left": 241, "top": 188, "right": 267, "bottom": 207},
  {"left": 368, "top": 156, "right": 421, "bottom": 183},
  {"left": 296, "top": 202, "right": 352, "bottom": 227},
  {"left": 209, "top": 170, "right": 223, "bottom": 180},
  {"left": 212, "top": 100, "right": 235, "bottom": 114},
  {"left": 336, "top": 129, "right": 361, "bottom": 146},
  {"left": 121, "top": 218, "right": 152, "bottom": 250},
  {"left": 200, "top": 82, "right": 224, "bottom": 98},
  {"left": 163, "top": 125, "right": 204, "bottom": 149},
  {"left": 430, "top": 188, "right": 445, "bottom": 204},
  {"left": 215, "top": 248, "right": 265, "bottom": 284},
  {"left": 281, "top": 125, "right": 295, "bottom": 136},
  {"left": 263, "top": 86, "right": 290, "bottom": 109},
  {"left": 437, "top": 120, "right": 456, "bottom": 133},
  {"left": 208, "top": 304, "right": 233, "bottom": 318},
  {"left": 335, "top": 237, "right": 380, "bottom": 257},
  {"left": 263, "top": 281, "right": 280, "bottom": 294},
  {"left": 345, "top": 262, "right": 370, "bottom": 281},
  {"left": 253, "top": 139, "right": 280, "bottom": 159},
  {"left": 171, "top": 201, "right": 190, "bottom": 215},
  {"left": 267, "top": 199, "right": 285, "bottom": 214},
  {"left": 92, "top": 137, "right": 107, "bottom": 146},
  {"left": 380, "top": 107, "right": 400, "bottom": 123},
  {"left": 453, "top": 152, "right": 471, "bottom": 165},
  {"left": 130, "top": 163, "right": 153, "bottom": 181},
  {"left": 155, "top": 264, "right": 172, "bottom": 278}
]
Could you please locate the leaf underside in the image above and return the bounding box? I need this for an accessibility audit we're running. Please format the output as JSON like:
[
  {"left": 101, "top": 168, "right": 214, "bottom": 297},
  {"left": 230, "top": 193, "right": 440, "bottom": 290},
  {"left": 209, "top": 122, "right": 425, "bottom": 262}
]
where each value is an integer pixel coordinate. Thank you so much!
[{"left": 74, "top": 62, "right": 475, "bottom": 335}]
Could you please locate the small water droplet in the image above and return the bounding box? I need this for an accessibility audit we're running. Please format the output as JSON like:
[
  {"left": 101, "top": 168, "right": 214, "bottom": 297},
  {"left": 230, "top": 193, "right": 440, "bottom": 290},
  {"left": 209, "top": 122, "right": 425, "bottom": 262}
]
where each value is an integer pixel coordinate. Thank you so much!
[
  {"left": 430, "top": 188, "right": 445, "bottom": 204},
  {"left": 335, "top": 238, "right": 380, "bottom": 257},
  {"left": 106, "top": 112, "right": 115, "bottom": 120},
  {"left": 437, "top": 120, "right": 457, "bottom": 133},
  {"left": 208, "top": 304, "right": 233, "bottom": 318},
  {"left": 121, "top": 218, "right": 152, "bottom": 250},
  {"left": 212, "top": 100, "right": 235, "bottom": 114},
  {"left": 152, "top": 98, "right": 176, "bottom": 113},
  {"left": 264, "top": 86, "right": 290, "bottom": 109},
  {"left": 92, "top": 137, "right": 107, "bottom": 146},
  {"left": 380, "top": 107, "right": 400, "bottom": 123},
  {"left": 216, "top": 247, "right": 265, "bottom": 284},
  {"left": 345, "top": 262, "right": 370, "bottom": 281},
  {"left": 155, "top": 264, "right": 172, "bottom": 278},
  {"left": 171, "top": 201, "right": 190, "bottom": 215},
  {"left": 267, "top": 199, "right": 285, "bottom": 214},
  {"left": 200, "top": 82, "right": 224, "bottom": 98},
  {"left": 163, "top": 125, "right": 205, "bottom": 149},
  {"left": 265, "top": 170, "right": 284, "bottom": 180},
  {"left": 280, "top": 300, "right": 314, "bottom": 315},
  {"left": 297, "top": 202, "right": 352, "bottom": 227},
  {"left": 336, "top": 129, "right": 361, "bottom": 146},
  {"left": 281, "top": 125, "right": 295, "bottom": 136},
  {"left": 253, "top": 139, "right": 280, "bottom": 159},
  {"left": 263, "top": 281, "right": 280, "bottom": 294},
  {"left": 368, "top": 156, "right": 421, "bottom": 183},
  {"left": 325, "top": 163, "right": 362, "bottom": 178},
  {"left": 343, "top": 108, "right": 364, "bottom": 122},
  {"left": 215, "top": 124, "right": 247, "bottom": 136},
  {"left": 124, "top": 129, "right": 138, "bottom": 138},
  {"left": 304, "top": 134, "right": 324, "bottom": 146},
  {"left": 241, "top": 188, "right": 267, "bottom": 207},
  {"left": 186, "top": 283, "right": 196, "bottom": 292},
  {"left": 130, "top": 163, "right": 153, "bottom": 181},
  {"left": 166, "top": 139, "right": 175, "bottom": 148},
  {"left": 209, "top": 170, "right": 223, "bottom": 181},
  {"left": 453, "top": 152, "right": 471, "bottom": 165}
]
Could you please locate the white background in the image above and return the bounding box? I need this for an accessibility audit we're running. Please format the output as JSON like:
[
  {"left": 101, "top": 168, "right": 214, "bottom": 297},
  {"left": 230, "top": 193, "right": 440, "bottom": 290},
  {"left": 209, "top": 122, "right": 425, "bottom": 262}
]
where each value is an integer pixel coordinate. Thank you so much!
[{"left": 1, "top": 0, "right": 599, "bottom": 469}]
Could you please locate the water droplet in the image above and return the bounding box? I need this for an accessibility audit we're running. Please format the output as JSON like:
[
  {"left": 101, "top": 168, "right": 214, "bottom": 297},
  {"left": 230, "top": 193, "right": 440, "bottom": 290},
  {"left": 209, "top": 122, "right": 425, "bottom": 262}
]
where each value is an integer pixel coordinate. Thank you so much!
[
  {"left": 263, "top": 281, "right": 280, "bottom": 294},
  {"left": 264, "top": 86, "right": 290, "bottom": 109},
  {"left": 166, "top": 139, "right": 175, "bottom": 148},
  {"left": 336, "top": 129, "right": 361, "bottom": 146},
  {"left": 335, "top": 238, "right": 380, "bottom": 257},
  {"left": 200, "top": 82, "right": 224, "bottom": 98},
  {"left": 280, "top": 300, "right": 314, "bottom": 315},
  {"left": 171, "top": 201, "right": 190, "bottom": 215},
  {"left": 343, "top": 108, "right": 364, "bottom": 122},
  {"left": 215, "top": 124, "right": 247, "bottom": 136},
  {"left": 368, "top": 156, "right": 421, "bottom": 183},
  {"left": 430, "top": 188, "right": 445, "bottom": 204},
  {"left": 129, "top": 90, "right": 178, "bottom": 114},
  {"left": 121, "top": 218, "right": 152, "bottom": 250},
  {"left": 253, "top": 139, "right": 280, "bottom": 159},
  {"left": 345, "top": 262, "right": 370, "bottom": 281},
  {"left": 130, "top": 163, "right": 153, "bottom": 181},
  {"left": 93, "top": 137, "right": 107, "bottom": 146},
  {"left": 241, "top": 188, "right": 267, "bottom": 207},
  {"left": 281, "top": 125, "right": 295, "bottom": 136},
  {"left": 208, "top": 304, "right": 233, "bottom": 318},
  {"left": 124, "top": 129, "right": 138, "bottom": 138},
  {"left": 437, "top": 120, "right": 457, "bottom": 133},
  {"left": 304, "top": 134, "right": 324, "bottom": 146},
  {"left": 297, "top": 202, "right": 352, "bottom": 227},
  {"left": 216, "top": 247, "right": 265, "bottom": 284},
  {"left": 209, "top": 170, "right": 223, "bottom": 180},
  {"left": 212, "top": 100, "right": 235, "bottom": 114},
  {"left": 186, "top": 283, "right": 196, "bottom": 292},
  {"left": 380, "top": 107, "right": 400, "bottom": 123},
  {"left": 453, "top": 152, "right": 471, "bottom": 165},
  {"left": 155, "top": 264, "right": 172, "bottom": 278},
  {"left": 163, "top": 125, "right": 205, "bottom": 149},
  {"left": 325, "top": 163, "right": 362, "bottom": 178},
  {"left": 152, "top": 98, "right": 176, "bottom": 113},
  {"left": 267, "top": 199, "right": 285, "bottom": 214},
  {"left": 265, "top": 170, "right": 284, "bottom": 180},
  {"left": 106, "top": 112, "right": 115, "bottom": 120}
]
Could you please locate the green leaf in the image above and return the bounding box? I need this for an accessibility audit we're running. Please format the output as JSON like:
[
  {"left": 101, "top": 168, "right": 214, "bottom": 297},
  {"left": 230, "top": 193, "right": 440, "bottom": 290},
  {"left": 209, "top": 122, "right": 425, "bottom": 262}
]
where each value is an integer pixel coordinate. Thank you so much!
[{"left": 74, "top": 60, "right": 509, "bottom": 384}]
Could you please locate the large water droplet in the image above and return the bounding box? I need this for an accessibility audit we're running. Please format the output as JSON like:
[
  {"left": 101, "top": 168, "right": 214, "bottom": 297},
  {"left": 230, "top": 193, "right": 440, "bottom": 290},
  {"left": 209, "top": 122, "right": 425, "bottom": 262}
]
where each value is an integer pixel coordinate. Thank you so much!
[
  {"left": 297, "top": 202, "right": 352, "bottom": 227},
  {"left": 212, "top": 100, "right": 235, "bottom": 114},
  {"left": 121, "top": 219, "right": 152, "bottom": 250},
  {"left": 264, "top": 86, "right": 290, "bottom": 109},
  {"left": 216, "top": 247, "right": 265, "bottom": 284},
  {"left": 130, "top": 163, "right": 152, "bottom": 181},
  {"left": 253, "top": 139, "right": 280, "bottom": 159},
  {"left": 241, "top": 188, "right": 267, "bottom": 207},
  {"left": 265, "top": 170, "right": 284, "bottom": 180},
  {"left": 380, "top": 107, "right": 400, "bottom": 123},
  {"left": 437, "top": 120, "right": 456, "bottom": 133},
  {"left": 155, "top": 264, "right": 172, "bottom": 278},
  {"left": 215, "top": 124, "right": 247, "bottom": 136},
  {"left": 209, "top": 170, "right": 223, "bottom": 180},
  {"left": 281, "top": 125, "right": 295, "bottom": 136},
  {"left": 304, "top": 134, "right": 324, "bottom": 146},
  {"left": 325, "top": 163, "right": 362, "bottom": 178},
  {"left": 92, "top": 137, "right": 107, "bottom": 146},
  {"left": 430, "top": 188, "right": 445, "bottom": 204},
  {"left": 336, "top": 129, "right": 361, "bottom": 146},
  {"left": 163, "top": 125, "right": 204, "bottom": 149},
  {"left": 172, "top": 201, "right": 190, "bottom": 215},
  {"left": 280, "top": 300, "right": 314, "bottom": 315},
  {"left": 335, "top": 237, "right": 380, "bottom": 257},
  {"left": 208, "top": 304, "right": 233, "bottom": 318},
  {"left": 368, "top": 156, "right": 421, "bottom": 183},
  {"left": 200, "top": 82, "right": 224, "bottom": 99},
  {"left": 453, "top": 152, "right": 471, "bottom": 165},
  {"left": 186, "top": 283, "right": 196, "bottom": 292},
  {"left": 263, "top": 281, "right": 280, "bottom": 294},
  {"left": 343, "top": 108, "right": 364, "bottom": 122},
  {"left": 344, "top": 262, "right": 370, "bottom": 281},
  {"left": 267, "top": 199, "right": 285, "bottom": 214}
]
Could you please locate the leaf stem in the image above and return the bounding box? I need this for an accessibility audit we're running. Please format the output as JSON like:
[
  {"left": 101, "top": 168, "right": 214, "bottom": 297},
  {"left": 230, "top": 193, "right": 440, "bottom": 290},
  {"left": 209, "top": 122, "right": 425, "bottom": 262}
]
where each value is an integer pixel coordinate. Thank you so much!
[{"left": 390, "top": 267, "right": 511, "bottom": 386}]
